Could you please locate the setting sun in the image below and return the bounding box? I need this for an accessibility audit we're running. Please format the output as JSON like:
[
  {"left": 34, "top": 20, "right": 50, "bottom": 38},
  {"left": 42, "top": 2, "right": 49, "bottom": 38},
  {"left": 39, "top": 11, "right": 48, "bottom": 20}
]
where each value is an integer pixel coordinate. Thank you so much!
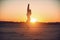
[{"left": 30, "top": 18, "right": 37, "bottom": 23}]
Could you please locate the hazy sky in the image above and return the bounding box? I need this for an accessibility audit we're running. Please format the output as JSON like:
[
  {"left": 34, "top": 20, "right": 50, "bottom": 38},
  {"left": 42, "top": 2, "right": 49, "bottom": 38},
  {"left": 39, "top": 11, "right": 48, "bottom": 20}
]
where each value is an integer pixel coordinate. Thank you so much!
[{"left": 0, "top": 0, "right": 60, "bottom": 22}]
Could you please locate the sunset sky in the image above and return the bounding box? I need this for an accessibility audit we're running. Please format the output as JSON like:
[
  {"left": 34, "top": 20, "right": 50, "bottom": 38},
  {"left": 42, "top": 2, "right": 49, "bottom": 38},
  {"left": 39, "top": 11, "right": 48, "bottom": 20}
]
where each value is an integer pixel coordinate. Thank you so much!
[{"left": 0, "top": 0, "right": 60, "bottom": 22}]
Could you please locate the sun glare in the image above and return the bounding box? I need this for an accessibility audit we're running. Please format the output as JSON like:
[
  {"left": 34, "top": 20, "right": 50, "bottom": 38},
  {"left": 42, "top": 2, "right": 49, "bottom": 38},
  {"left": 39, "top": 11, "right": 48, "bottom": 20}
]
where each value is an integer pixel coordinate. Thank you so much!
[{"left": 30, "top": 18, "right": 37, "bottom": 23}]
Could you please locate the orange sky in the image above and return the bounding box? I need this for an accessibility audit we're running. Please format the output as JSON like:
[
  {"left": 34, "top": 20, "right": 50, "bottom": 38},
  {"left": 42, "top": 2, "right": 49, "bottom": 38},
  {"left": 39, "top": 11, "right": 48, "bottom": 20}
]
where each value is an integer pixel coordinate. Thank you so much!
[{"left": 0, "top": 0, "right": 60, "bottom": 22}]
